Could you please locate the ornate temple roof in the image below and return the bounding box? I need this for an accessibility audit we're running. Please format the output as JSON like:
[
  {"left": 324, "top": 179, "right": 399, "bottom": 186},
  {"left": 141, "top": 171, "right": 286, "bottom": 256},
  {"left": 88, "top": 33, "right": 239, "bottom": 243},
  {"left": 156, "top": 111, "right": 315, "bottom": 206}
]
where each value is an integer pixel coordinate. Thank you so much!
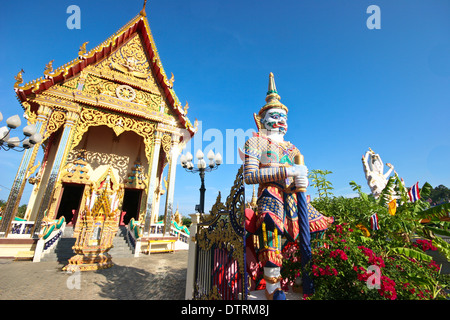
[{"left": 14, "top": 6, "right": 196, "bottom": 137}]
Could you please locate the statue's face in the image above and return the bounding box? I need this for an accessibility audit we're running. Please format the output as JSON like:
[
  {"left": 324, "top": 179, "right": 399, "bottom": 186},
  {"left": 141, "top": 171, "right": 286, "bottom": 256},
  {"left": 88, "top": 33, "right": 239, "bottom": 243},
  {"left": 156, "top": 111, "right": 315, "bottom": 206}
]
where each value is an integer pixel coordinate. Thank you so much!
[
  {"left": 261, "top": 108, "right": 288, "bottom": 135},
  {"left": 371, "top": 155, "right": 383, "bottom": 173}
]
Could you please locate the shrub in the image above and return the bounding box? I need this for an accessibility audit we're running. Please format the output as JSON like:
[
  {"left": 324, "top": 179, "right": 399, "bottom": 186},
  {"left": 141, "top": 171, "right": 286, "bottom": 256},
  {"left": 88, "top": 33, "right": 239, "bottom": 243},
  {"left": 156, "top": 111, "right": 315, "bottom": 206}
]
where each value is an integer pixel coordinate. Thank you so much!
[{"left": 281, "top": 178, "right": 450, "bottom": 300}]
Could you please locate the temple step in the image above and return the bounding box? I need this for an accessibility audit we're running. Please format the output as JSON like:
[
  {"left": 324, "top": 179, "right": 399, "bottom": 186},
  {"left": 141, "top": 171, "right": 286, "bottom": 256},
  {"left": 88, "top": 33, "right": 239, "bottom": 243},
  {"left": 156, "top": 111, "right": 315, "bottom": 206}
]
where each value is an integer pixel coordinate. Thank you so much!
[
  {"left": 40, "top": 238, "right": 76, "bottom": 263},
  {"left": 41, "top": 226, "right": 134, "bottom": 262},
  {"left": 108, "top": 226, "right": 134, "bottom": 258}
]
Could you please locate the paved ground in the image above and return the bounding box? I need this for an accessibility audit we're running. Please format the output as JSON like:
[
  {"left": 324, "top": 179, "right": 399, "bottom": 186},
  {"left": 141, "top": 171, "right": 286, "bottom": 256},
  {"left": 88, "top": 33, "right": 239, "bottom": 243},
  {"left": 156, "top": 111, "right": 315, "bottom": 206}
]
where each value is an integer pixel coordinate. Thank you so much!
[
  {"left": 0, "top": 248, "right": 448, "bottom": 301},
  {"left": 0, "top": 251, "right": 188, "bottom": 300}
]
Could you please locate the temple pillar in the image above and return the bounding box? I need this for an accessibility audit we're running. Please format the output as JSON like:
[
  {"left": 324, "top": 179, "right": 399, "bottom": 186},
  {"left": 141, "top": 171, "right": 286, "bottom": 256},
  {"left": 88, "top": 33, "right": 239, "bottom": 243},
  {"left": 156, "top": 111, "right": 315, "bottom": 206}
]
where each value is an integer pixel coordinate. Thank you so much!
[
  {"left": 142, "top": 130, "right": 163, "bottom": 236},
  {"left": 31, "top": 111, "right": 79, "bottom": 237},
  {"left": 0, "top": 105, "right": 51, "bottom": 238},
  {"left": 163, "top": 133, "right": 180, "bottom": 236},
  {"left": 151, "top": 172, "right": 164, "bottom": 225}
]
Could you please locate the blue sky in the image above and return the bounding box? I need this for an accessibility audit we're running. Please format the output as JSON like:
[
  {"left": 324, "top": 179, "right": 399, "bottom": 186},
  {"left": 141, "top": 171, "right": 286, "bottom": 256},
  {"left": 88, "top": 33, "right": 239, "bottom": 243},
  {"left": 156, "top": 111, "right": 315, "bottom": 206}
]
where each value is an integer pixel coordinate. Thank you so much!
[{"left": 0, "top": 0, "right": 449, "bottom": 217}]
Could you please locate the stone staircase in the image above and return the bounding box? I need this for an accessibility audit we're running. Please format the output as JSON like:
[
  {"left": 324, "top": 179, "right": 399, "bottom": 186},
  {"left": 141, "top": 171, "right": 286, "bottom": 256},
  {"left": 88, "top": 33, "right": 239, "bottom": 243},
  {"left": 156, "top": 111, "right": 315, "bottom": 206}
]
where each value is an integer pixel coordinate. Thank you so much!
[
  {"left": 40, "top": 226, "right": 134, "bottom": 263},
  {"left": 40, "top": 226, "right": 76, "bottom": 264},
  {"left": 109, "top": 226, "right": 135, "bottom": 258}
]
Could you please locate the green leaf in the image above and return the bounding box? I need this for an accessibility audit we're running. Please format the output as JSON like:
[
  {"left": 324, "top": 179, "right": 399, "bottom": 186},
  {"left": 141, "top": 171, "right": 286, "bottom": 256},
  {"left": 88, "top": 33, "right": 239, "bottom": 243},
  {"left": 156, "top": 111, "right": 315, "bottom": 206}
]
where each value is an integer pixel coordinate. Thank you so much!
[
  {"left": 379, "top": 177, "right": 396, "bottom": 207},
  {"left": 394, "top": 172, "right": 410, "bottom": 204},
  {"left": 432, "top": 237, "right": 450, "bottom": 261},
  {"left": 389, "top": 247, "right": 432, "bottom": 262},
  {"left": 420, "top": 182, "right": 433, "bottom": 199},
  {"left": 418, "top": 203, "right": 450, "bottom": 220},
  {"left": 425, "top": 226, "right": 450, "bottom": 237},
  {"left": 350, "top": 181, "right": 362, "bottom": 193}
]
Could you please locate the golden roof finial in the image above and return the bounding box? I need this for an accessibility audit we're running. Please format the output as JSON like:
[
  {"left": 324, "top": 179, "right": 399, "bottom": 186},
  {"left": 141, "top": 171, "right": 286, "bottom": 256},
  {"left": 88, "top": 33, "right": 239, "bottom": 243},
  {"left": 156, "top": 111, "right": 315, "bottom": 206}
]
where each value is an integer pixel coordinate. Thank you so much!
[
  {"left": 14, "top": 69, "right": 25, "bottom": 88},
  {"left": 140, "top": 0, "right": 147, "bottom": 16},
  {"left": 79, "top": 42, "right": 89, "bottom": 56},
  {"left": 168, "top": 72, "right": 175, "bottom": 88},
  {"left": 44, "top": 60, "right": 54, "bottom": 75}
]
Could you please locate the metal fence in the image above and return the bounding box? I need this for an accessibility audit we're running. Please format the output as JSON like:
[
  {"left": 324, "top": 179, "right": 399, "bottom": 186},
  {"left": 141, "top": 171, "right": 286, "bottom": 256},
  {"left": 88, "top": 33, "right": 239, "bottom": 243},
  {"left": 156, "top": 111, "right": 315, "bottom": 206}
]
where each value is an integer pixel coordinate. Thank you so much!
[{"left": 193, "top": 166, "right": 247, "bottom": 300}]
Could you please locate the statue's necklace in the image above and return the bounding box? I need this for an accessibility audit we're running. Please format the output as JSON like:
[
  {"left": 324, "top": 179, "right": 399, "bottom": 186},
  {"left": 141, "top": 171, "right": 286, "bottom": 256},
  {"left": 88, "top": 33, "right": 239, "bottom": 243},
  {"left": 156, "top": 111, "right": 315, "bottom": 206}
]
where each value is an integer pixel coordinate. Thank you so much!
[{"left": 266, "top": 137, "right": 294, "bottom": 156}]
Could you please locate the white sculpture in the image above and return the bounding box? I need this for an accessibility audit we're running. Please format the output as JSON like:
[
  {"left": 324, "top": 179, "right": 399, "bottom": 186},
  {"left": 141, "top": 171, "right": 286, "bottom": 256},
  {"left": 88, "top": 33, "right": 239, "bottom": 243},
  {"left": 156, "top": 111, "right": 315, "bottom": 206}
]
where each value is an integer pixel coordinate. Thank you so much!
[{"left": 362, "top": 148, "right": 395, "bottom": 199}]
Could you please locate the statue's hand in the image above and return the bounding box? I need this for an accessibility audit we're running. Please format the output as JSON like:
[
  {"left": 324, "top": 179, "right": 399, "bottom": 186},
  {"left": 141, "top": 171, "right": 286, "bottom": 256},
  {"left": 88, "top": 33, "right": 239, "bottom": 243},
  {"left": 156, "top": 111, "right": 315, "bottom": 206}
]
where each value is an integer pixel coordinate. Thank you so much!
[
  {"left": 295, "top": 176, "right": 309, "bottom": 188},
  {"left": 386, "top": 163, "right": 393, "bottom": 169},
  {"left": 286, "top": 164, "right": 308, "bottom": 177}
]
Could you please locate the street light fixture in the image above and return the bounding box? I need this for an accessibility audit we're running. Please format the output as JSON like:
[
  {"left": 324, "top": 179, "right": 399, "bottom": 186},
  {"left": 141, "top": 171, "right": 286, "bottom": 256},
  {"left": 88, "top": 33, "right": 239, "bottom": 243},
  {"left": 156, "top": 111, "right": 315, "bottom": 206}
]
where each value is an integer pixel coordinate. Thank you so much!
[
  {"left": 180, "top": 149, "right": 222, "bottom": 214},
  {"left": 0, "top": 111, "right": 42, "bottom": 151}
]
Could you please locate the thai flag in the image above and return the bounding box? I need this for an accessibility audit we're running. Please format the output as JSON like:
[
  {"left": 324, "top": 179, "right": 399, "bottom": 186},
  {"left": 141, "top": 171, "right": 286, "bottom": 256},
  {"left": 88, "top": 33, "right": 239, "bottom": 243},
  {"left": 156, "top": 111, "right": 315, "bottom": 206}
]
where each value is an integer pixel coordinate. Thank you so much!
[
  {"left": 408, "top": 182, "right": 421, "bottom": 202},
  {"left": 370, "top": 213, "right": 380, "bottom": 231}
]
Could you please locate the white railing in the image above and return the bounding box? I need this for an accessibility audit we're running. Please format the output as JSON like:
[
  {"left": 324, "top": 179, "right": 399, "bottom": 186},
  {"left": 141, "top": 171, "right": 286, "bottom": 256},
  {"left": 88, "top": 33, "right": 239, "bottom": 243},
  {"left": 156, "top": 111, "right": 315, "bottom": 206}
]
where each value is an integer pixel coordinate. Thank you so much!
[
  {"left": 8, "top": 221, "right": 35, "bottom": 238},
  {"left": 126, "top": 221, "right": 190, "bottom": 257},
  {"left": 33, "top": 218, "right": 66, "bottom": 262},
  {"left": 149, "top": 223, "right": 190, "bottom": 244}
]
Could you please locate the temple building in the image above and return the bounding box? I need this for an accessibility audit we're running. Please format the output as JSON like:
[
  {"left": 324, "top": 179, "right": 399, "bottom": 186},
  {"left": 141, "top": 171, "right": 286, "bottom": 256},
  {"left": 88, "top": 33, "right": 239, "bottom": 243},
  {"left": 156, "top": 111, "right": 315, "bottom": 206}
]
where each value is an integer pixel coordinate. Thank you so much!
[{"left": 0, "top": 5, "right": 196, "bottom": 259}]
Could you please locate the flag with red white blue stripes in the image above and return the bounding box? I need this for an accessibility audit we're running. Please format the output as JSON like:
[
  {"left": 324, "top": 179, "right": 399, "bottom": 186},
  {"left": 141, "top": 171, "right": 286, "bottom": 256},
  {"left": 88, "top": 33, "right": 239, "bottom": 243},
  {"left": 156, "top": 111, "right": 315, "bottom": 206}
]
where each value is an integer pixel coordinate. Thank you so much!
[
  {"left": 408, "top": 182, "right": 421, "bottom": 202},
  {"left": 370, "top": 213, "right": 380, "bottom": 231}
]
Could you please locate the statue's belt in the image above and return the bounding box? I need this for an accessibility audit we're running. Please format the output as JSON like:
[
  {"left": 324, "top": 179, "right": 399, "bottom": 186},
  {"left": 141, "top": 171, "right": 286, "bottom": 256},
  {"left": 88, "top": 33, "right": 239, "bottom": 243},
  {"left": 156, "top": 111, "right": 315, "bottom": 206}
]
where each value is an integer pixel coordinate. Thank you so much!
[{"left": 259, "top": 183, "right": 307, "bottom": 194}]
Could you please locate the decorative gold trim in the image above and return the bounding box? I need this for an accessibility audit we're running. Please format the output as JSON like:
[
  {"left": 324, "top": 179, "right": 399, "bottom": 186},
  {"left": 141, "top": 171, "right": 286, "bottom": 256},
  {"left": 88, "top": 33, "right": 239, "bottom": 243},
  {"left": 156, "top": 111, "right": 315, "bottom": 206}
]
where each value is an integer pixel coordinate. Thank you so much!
[
  {"left": 43, "top": 110, "right": 66, "bottom": 141},
  {"left": 70, "top": 107, "right": 156, "bottom": 161},
  {"left": 197, "top": 166, "right": 246, "bottom": 275},
  {"left": 15, "top": 11, "right": 196, "bottom": 137},
  {"left": 14, "top": 69, "right": 24, "bottom": 88},
  {"left": 161, "top": 133, "right": 172, "bottom": 161},
  {"left": 22, "top": 101, "right": 37, "bottom": 125}
]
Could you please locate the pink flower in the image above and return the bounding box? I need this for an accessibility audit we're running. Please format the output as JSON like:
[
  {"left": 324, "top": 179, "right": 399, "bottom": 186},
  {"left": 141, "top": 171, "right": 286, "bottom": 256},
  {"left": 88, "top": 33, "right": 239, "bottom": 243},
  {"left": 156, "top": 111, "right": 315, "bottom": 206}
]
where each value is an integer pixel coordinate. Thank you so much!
[
  {"left": 378, "top": 276, "right": 397, "bottom": 300},
  {"left": 415, "top": 239, "right": 437, "bottom": 251},
  {"left": 329, "top": 249, "right": 348, "bottom": 261}
]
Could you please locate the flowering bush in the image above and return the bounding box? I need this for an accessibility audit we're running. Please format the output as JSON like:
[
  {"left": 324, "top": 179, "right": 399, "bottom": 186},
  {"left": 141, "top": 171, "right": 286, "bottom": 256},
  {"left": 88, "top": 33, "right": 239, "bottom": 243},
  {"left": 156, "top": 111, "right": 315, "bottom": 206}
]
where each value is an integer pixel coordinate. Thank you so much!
[
  {"left": 279, "top": 173, "right": 450, "bottom": 299},
  {"left": 281, "top": 221, "right": 448, "bottom": 300}
]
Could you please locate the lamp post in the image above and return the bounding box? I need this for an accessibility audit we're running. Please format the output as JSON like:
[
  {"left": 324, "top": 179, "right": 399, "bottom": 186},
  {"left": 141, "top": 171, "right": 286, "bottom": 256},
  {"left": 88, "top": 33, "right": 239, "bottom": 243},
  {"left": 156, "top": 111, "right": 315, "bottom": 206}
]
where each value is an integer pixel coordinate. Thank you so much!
[
  {"left": 180, "top": 149, "right": 222, "bottom": 214},
  {"left": 0, "top": 111, "right": 42, "bottom": 151}
]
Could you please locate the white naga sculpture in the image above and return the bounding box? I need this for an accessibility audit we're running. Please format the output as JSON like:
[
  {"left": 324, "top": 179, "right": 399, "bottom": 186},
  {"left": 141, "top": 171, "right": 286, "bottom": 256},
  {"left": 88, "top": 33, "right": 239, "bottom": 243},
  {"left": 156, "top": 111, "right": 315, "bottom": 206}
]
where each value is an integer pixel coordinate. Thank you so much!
[{"left": 362, "top": 148, "right": 396, "bottom": 199}]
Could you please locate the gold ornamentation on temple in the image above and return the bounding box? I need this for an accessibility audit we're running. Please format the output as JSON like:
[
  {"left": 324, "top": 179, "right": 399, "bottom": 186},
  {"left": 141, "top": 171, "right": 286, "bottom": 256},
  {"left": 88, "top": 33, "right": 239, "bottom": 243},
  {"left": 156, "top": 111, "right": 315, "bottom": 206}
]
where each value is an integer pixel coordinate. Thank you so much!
[
  {"left": 70, "top": 107, "right": 156, "bottom": 161},
  {"left": 116, "top": 85, "right": 136, "bottom": 102},
  {"left": 196, "top": 166, "right": 246, "bottom": 275},
  {"left": 6, "top": 5, "right": 196, "bottom": 262},
  {"left": 63, "top": 167, "right": 123, "bottom": 272},
  {"left": 44, "top": 60, "right": 54, "bottom": 76},
  {"left": 79, "top": 41, "right": 89, "bottom": 56},
  {"left": 61, "top": 150, "right": 90, "bottom": 184},
  {"left": 14, "top": 69, "right": 24, "bottom": 88},
  {"left": 43, "top": 110, "right": 66, "bottom": 141},
  {"left": 126, "top": 161, "right": 147, "bottom": 189}
]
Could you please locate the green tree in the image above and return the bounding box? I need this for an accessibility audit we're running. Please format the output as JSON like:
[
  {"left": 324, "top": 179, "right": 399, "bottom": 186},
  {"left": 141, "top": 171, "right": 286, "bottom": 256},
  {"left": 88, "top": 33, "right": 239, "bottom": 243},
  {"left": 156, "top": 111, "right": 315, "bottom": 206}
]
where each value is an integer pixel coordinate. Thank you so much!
[
  {"left": 17, "top": 204, "right": 27, "bottom": 219},
  {"left": 308, "top": 169, "right": 334, "bottom": 199},
  {"left": 282, "top": 172, "right": 450, "bottom": 300},
  {"left": 182, "top": 216, "right": 192, "bottom": 228},
  {"left": 428, "top": 185, "right": 450, "bottom": 205}
]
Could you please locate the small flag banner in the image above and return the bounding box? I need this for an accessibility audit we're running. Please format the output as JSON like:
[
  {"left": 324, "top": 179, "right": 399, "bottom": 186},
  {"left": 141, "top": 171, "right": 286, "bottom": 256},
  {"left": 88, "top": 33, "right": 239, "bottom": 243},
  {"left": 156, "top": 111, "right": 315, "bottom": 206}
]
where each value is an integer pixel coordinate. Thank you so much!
[
  {"left": 388, "top": 199, "right": 396, "bottom": 216},
  {"left": 408, "top": 182, "right": 421, "bottom": 202},
  {"left": 370, "top": 213, "right": 380, "bottom": 231}
]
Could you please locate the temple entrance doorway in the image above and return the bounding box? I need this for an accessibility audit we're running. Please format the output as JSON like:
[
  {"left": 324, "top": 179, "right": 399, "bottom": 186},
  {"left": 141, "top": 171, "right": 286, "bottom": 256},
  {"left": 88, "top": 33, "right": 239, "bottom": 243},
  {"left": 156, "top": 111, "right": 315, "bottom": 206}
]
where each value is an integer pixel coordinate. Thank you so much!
[
  {"left": 56, "top": 183, "right": 84, "bottom": 225},
  {"left": 121, "top": 188, "right": 142, "bottom": 226}
]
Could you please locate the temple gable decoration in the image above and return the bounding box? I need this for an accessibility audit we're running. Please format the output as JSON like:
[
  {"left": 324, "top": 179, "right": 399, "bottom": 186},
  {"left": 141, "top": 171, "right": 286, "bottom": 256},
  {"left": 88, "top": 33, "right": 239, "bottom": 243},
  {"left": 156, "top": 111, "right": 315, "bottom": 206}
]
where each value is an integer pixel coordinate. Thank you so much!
[{"left": 0, "top": 3, "right": 194, "bottom": 258}]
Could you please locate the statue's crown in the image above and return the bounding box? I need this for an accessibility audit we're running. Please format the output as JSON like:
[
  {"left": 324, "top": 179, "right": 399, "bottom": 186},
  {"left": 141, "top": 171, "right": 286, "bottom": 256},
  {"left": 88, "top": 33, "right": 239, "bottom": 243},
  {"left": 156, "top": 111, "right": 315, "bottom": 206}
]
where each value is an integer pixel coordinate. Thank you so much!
[{"left": 258, "top": 72, "right": 288, "bottom": 116}]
